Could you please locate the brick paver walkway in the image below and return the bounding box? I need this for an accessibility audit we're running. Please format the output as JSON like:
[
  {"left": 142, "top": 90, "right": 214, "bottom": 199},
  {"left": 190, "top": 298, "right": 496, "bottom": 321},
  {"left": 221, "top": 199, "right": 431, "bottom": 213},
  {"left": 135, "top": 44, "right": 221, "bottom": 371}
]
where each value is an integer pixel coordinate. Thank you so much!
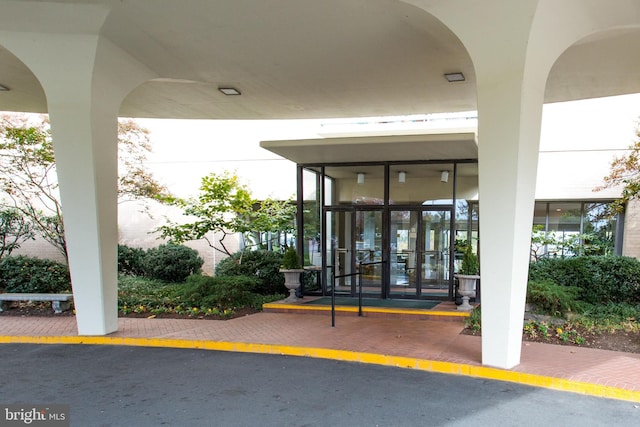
[{"left": 2, "top": 312, "right": 640, "bottom": 401}]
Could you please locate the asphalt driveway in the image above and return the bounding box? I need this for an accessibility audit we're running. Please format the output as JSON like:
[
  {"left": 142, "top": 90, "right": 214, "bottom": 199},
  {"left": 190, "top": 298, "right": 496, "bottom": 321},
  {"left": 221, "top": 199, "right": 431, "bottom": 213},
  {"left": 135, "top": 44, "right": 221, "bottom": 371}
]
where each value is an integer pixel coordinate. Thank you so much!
[{"left": 0, "top": 344, "right": 638, "bottom": 426}]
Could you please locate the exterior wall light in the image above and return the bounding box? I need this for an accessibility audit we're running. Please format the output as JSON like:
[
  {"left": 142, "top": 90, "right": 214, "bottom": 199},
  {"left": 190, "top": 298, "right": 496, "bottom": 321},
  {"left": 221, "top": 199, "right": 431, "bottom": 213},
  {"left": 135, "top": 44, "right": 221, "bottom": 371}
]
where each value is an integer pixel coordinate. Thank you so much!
[
  {"left": 440, "top": 170, "right": 449, "bottom": 183},
  {"left": 398, "top": 171, "right": 406, "bottom": 183},
  {"left": 357, "top": 172, "right": 365, "bottom": 185}
]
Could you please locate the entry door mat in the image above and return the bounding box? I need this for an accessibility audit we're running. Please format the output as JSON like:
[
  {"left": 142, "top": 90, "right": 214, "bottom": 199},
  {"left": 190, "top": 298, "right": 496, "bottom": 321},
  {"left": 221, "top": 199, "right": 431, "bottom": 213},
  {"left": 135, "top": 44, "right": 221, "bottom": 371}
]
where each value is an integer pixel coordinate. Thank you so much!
[{"left": 303, "top": 297, "right": 439, "bottom": 310}]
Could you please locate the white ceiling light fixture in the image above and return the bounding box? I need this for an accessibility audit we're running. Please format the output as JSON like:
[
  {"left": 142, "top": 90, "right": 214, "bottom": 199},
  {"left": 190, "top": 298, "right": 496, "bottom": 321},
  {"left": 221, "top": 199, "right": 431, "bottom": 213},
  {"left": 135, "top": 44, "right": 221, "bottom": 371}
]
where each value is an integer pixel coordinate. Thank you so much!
[
  {"left": 440, "top": 170, "right": 449, "bottom": 183},
  {"left": 444, "top": 72, "right": 465, "bottom": 82},
  {"left": 218, "top": 87, "right": 241, "bottom": 96},
  {"left": 357, "top": 172, "right": 365, "bottom": 185},
  {"left": 0, "top": 84, "right": 10, "bottom": 91},
  {"left": 398, "top": 171, "right": 406, "bottom": 183}
]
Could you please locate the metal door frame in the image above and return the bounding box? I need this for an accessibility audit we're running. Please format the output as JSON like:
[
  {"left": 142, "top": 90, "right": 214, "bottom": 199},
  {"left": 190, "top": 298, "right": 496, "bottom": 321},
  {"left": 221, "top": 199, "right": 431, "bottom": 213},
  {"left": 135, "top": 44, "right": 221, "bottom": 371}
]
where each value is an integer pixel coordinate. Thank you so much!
[
  {"left": 323, "top": 205, "right": 385, "bottom": 297},
  {"left": 387, "top": 205, "right": 454, "bottom": 300}
]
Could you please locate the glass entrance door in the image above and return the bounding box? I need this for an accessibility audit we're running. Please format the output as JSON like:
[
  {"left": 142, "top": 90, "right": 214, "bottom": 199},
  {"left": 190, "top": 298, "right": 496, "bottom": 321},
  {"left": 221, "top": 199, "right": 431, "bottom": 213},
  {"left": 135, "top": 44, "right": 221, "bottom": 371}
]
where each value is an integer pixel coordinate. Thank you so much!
[
  {"left": 355, "top": 210, "right": 383, "bottom": 296},
  {"left": 389, "top": 208, "right": 451, "bottom": 298},
  {"left": 324, "top": 208, "right": 383, "bottom": 297},
  {"left": 421, "top": 209, "right": 451, "bottom": 298}
]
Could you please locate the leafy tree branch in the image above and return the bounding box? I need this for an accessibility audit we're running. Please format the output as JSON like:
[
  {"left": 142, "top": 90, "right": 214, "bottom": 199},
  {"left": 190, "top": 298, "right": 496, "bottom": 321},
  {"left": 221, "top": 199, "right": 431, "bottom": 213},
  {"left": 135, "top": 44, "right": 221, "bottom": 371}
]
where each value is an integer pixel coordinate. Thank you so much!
[
  {"left": 156, "top": 171, "right": 296, "bottom": 259},
  {"left": 0, "top": 114, "right": 172, "bottom": 263}
]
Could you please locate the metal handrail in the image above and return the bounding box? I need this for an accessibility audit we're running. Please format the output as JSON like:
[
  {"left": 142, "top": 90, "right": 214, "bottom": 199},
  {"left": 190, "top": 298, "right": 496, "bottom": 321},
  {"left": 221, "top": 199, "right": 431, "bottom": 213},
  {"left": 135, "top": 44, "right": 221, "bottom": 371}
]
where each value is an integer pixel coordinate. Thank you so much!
[
  {"left": 356, "top": 260, "right": 385, "bottom": 317},
  {"left": 329, "top": 260, "right": 386, "bottom": 326}
]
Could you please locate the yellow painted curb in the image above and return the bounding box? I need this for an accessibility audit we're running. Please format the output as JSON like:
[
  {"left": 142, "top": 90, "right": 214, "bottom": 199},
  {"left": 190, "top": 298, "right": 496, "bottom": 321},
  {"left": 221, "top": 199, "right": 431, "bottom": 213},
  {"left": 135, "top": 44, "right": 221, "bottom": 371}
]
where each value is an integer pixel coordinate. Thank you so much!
[
  {"left": 262, "top": 302, "right": 470, "bottom": 318},
  {"left": 1, "top": 334, "right": 638, "bottom": 403}
]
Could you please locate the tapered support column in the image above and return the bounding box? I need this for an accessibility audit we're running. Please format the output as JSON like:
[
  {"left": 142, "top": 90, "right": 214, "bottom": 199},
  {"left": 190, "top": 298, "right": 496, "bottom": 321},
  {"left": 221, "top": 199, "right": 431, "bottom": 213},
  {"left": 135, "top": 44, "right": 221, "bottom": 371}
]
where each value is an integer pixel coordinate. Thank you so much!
[
  {"left": 418, "top": 0, "right": 549, "bottom": 368},
  {"left": 475, "top": 81, "right": 546, "bottom": 368},
  {"left": 0, "top": 4, "right": 154, "bottom": 334},
  {"left": 417, "top": 0, "right": 640, "bottom": 368}
]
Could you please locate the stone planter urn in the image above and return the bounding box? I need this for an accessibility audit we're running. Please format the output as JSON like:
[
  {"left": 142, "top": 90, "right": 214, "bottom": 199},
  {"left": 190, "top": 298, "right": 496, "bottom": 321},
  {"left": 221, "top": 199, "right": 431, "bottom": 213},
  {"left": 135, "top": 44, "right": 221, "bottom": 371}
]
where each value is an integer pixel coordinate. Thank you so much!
[
  {"left": 280, "top": 246, "right": 304, "bottom": 302},
  {"left": 281, "top": 269, "right": 305, "bottom": 302},
  {"left": 454, "top": 274, "right": 479, "bottom": 311}
]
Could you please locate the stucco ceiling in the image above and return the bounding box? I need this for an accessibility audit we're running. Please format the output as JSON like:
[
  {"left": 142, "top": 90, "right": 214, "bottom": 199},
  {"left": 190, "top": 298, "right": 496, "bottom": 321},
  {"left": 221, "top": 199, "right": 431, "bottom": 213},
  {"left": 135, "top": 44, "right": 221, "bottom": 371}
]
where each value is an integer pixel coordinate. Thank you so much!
[{"left": 0, "top": 0, "right": 639, "bottom": 120}]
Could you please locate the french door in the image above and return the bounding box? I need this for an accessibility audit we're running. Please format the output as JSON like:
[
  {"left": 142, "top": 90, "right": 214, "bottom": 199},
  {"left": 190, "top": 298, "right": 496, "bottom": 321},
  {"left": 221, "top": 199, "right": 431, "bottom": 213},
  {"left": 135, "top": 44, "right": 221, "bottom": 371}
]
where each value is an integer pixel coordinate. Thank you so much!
[
  {"left": 389, "top": 208, "right": 452, "bottom": 299},
  {"left": 324, "top": 208, "right": 383, "bottom": 297}
]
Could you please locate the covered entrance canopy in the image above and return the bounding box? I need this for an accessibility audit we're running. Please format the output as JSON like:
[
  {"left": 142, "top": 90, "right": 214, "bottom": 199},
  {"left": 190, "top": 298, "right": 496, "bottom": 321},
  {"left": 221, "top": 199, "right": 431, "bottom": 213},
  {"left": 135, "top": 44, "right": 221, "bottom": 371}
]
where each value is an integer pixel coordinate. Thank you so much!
[
  {"left": 2, "top": 0, "right": 640, "bottom": 369},
  {"left": 261, "top": 131, "right": 479, "bottom": 301}
]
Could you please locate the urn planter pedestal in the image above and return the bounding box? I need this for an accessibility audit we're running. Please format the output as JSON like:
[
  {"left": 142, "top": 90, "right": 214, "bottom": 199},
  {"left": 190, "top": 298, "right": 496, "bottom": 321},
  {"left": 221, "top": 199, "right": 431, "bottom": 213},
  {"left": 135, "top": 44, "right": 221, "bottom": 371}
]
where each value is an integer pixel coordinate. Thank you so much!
[
  {"left": 281, "top": 269, "right": 305, "bottom": 302},
  {"left": 455, "top": 274, "right": 479, "bottom": 311}
]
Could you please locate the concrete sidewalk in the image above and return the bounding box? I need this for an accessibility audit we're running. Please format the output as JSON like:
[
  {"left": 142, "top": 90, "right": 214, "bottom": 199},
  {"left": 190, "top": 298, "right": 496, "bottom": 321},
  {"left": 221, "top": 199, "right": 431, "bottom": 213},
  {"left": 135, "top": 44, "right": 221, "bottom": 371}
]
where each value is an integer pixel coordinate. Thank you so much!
[{"left": 1, "top": 311, "right": 640, "bottom": 403}]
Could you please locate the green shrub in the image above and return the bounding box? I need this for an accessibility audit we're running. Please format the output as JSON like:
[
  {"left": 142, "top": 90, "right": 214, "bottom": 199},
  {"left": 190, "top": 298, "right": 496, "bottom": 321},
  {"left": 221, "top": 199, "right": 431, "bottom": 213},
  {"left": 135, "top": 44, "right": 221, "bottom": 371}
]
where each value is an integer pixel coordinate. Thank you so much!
[
  {"left": 142, "top": 244, "right": 204, "bottom": 282},
  {"left": 215, "top": 250, "right": 285, "bottom": 295},
  {"left": 117, "top": 244, "right": 146, "bottom": 276},
  {"left": 0, "top": 255, "right": 71, "bottom": 293},
  {"left": 281, "top": 246, "right": 302, "bottom": 269},
  {"left": 529, "top": 256, "right": 640, "bottom": 304},
  {"left": 526, "top": 279, "right": 582, "bottom": 316},
  {"left": 465, "top": 306, "right": 481, "bottom": 333},
  {"left": 460, "top": 244, "right": 479, "bottom": 275},
  {"left": 174, "top": 274, "right": 258, "bottom": 309}
]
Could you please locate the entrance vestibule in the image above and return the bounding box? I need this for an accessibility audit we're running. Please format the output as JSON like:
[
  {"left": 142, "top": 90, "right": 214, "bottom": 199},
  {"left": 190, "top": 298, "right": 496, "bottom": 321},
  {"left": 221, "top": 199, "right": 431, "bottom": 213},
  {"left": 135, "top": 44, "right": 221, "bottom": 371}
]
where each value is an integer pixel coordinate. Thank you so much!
[{"left": 299, "top": 160, "right": 479, "bottom": 302}]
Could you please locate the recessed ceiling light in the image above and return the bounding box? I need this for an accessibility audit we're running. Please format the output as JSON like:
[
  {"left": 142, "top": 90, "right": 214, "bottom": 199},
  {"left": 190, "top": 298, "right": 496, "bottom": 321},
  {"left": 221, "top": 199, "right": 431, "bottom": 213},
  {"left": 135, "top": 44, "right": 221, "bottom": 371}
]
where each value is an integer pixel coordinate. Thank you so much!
[
  {"left": 218, "top": 87, "right": 241, "bottom": 96},
  {"left": 444, "top": 72, "right": 465, "bottom": 82},
  {"left": 0, "top": 84, "right": 10, "bottom": 91}
]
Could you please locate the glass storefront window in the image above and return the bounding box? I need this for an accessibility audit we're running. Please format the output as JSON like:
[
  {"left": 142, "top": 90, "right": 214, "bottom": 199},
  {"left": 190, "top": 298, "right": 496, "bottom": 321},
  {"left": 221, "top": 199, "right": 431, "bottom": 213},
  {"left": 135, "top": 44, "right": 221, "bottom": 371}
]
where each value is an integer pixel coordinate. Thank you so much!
[
  {"left": 583, "top": 202, "right": 616, "bottom": 256},
  {"left": 324, "top": 165, "right": 384, "bottom": 205},
  {"left": 533, "top": 202, "right": 547, "bottom": 229},
  {"left": 454, "top": 165, "right": 479, "bottom": 273},
  {"left": 389, "top": 164, "right": 454, "bottom": 205},
  {"left": 302, "top": 168, "right": 321, "bottom": 267},
  {"left": 532, "top": 201, "right": 617, "bottom": 258},
  {"left": 455, "top": 163, "right": 479, "bottom": 202}
]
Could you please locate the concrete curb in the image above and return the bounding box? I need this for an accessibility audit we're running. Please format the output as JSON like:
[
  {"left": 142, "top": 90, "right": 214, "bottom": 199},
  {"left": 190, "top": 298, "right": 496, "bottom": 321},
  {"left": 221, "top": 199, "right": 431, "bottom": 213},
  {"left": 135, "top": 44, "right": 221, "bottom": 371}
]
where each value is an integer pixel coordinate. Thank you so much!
[{"left": 2, "top": 334, "right": 638, "bottom": 403}]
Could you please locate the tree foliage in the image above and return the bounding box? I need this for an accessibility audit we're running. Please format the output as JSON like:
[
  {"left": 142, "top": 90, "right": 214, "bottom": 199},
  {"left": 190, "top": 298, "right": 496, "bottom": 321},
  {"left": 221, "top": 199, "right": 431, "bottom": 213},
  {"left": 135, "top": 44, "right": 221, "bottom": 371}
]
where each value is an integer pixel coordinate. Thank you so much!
[
  {"left": 246, "top": 197, "right": 296, "bottom": 250},
  {"left": 251, "top": 197, "right": 296, "bottom": 237},
  {"left": 117, "top": 119, "right": 173, "bottom": 206},
  {"left": 0, "top": 113, "right": 171, "bottom": 263},
  {"left": 596, "top": 124, "right": 640, "bottom": 213},
  {"left": 0, "top": 207, "right": 34, "bottom": 261},
  {"left": 0, "top": 115, "right": 66, "bottom": 259},
  {"left": 157, "top": 171, "right": 254, "bottom": 257},
  {"left": 157, "top": 171, "right": 296, "bottom": 258}
]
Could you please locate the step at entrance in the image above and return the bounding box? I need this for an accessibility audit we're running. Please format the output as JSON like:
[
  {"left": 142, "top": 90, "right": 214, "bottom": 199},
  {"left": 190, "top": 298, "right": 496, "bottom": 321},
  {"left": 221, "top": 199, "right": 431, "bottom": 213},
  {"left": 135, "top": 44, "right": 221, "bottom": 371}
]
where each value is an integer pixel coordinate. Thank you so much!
[{"left": 263, "top": 297, "right": 472, "bottom": 321}]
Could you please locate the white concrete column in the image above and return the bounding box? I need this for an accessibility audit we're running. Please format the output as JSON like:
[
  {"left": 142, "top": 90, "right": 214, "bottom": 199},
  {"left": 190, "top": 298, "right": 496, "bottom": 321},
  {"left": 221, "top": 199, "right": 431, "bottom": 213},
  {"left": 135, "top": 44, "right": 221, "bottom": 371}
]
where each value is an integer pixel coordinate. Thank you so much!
[
  {"left": 412, "top": 0, "right": 640, "bottom": 368},
  {"left": 0, "top": 2, "right": 154, "bottom": 335},
  {"left": 475, "top": 75, "right": 547, "bottom": 368},
  {"left": 412, "top": 0, "right": 550, "bottom": 368}
]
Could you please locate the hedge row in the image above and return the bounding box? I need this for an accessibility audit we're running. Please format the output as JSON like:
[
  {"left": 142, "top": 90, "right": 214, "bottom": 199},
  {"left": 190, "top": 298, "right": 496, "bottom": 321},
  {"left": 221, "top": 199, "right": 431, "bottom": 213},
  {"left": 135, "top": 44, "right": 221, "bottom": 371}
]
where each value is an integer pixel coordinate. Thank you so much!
[
  {"left": 0, "top": 256, "right": 71, "bottom": 293},
  {"left": 118, "top": 243, "right": 204, "bottom": 283},
  {"left": 528, "top": 256, "right": 640, "bottom": 305}
]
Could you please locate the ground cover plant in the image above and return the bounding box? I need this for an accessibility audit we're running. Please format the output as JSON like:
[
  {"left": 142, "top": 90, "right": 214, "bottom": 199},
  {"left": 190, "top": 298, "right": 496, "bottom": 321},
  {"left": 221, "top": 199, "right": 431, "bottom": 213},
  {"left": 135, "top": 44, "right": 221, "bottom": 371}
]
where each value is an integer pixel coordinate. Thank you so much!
[
  {"left": 117, "top": 274, "right": 284, "bottom": 319},
  {"left": 464, "top": 256, "right": 640, "bottom": 353}
]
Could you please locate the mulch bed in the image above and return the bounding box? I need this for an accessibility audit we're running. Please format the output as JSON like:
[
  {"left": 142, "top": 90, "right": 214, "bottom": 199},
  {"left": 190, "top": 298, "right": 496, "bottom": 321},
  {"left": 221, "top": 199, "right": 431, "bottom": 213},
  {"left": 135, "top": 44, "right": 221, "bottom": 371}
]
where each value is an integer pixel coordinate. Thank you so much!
[
  {"left": 462, "top": 326, "right": 640, "bottom": 354},
  {"left": 0, "top": 302, "right": 260, "bottom": 321}
]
